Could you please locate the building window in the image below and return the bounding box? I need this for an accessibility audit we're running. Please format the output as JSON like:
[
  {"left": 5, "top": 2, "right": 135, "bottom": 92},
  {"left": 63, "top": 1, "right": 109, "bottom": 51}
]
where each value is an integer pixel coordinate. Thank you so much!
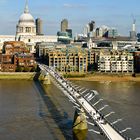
[
  {"left": 20, "top": 27, "right": 23, "bottom": 32},
  {"left": 26, "top": 27, "right": 31, "bottom": 33},
  {"left": 32, "top": 27, "right": 35, "bottom": 33}
]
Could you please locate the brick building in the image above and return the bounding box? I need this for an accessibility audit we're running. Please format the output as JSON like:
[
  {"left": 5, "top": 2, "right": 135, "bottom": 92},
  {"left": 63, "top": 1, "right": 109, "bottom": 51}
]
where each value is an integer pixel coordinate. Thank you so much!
[
  {"left": 1, "top": 54, "right": 16, "bottom": 72},
  {"left": 16, "top": 54, "right": 35, "bottom": 67},
  {"left": 3, "top": 41, "right": 29, "bottom": 54},
  {"left": 0, "top": 41, "right": 36, "bottom": 72}
]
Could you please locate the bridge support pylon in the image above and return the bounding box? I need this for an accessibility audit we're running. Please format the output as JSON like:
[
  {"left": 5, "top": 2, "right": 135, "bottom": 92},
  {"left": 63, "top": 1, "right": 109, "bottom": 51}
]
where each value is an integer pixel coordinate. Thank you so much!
[
  {"left": 42, "top": 74, "right": 51, "bottom": 85},
  {"left": 73, "top": 108, "right": 88, "bottom": 140}
]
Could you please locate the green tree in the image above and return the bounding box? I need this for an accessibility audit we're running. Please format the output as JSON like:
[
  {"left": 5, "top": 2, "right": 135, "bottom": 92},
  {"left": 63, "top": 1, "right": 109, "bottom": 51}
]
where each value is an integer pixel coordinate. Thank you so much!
[
  {"left": 15, "top": 66, "right": 22, "bottom": 72},
  {"left": 30, "top": 66, "right": 36, "bottom": 72},
  {"left": 23, "top": 67, "right": 30, "bottom": 72}
]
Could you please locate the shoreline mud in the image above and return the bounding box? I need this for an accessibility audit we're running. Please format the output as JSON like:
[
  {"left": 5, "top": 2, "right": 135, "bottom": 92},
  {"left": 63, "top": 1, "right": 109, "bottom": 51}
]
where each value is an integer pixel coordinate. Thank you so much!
[
  {"left": 0, "top": 72, "right": 36, "bottom": 80},
  {"left": 67, "top": 74, "right": 140, "bottom": 82}
]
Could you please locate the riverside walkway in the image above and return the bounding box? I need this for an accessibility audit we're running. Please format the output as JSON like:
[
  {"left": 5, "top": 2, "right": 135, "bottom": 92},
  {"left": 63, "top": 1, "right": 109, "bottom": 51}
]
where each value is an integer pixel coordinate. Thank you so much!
[{"left": 39, "top": 64, "right": 138, "bottom": 140}]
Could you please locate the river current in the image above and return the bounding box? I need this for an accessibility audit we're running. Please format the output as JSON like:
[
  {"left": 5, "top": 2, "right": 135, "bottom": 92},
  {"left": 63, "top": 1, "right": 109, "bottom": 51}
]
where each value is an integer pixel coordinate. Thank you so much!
[
  {"left": 0, "top": 80, "right": 139, "bottom": 139},
  {"left": 73, "top": 80, "right": 140, "bottom": 138}
]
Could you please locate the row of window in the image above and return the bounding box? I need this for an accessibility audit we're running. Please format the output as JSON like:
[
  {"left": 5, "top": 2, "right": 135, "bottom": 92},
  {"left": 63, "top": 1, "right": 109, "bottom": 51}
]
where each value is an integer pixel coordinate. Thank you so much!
[{"left": 18, "top": 27, "right": 35, "bottom": 33}]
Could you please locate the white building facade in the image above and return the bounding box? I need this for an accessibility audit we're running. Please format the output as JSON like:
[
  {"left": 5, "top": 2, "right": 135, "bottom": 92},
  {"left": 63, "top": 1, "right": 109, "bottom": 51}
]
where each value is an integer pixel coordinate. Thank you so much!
[{"left": 98, "top": 52, "right": 134, "bottom": 73}]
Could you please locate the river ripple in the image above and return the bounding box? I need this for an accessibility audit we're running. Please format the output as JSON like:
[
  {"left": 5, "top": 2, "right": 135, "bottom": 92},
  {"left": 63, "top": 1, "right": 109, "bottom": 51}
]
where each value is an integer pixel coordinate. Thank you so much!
[{"left": 72, "top": 80, "right": 140, "bottom": 138}]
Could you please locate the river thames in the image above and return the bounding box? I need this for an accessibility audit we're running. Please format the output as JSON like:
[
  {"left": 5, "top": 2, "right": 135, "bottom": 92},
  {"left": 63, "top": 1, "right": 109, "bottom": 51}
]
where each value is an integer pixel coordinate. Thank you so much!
[
  {"left": 0, "top": 80, "right": 139, "bottom": 140},
  {"left": 73, "top": 80, "right": 140, "bottom": 139}
]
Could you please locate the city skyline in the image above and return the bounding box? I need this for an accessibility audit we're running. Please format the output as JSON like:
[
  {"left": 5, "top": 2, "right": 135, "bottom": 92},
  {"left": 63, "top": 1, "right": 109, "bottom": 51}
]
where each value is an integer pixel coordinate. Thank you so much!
[{"left": 0, "top": 0, "right": 140, "bottom": 36}]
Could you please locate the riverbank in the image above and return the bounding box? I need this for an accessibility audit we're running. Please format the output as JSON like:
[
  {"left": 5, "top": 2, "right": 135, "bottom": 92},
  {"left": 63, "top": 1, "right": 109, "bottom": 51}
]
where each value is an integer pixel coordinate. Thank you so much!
[
  {"left": 67, "top": 74, "right": 140, "bottom": 82},
  {"left": 0, "top": 72, "right": 36, "bottom": 80},
  {"left": 1, "top": 72, "right": 140, "bottom": 82}
]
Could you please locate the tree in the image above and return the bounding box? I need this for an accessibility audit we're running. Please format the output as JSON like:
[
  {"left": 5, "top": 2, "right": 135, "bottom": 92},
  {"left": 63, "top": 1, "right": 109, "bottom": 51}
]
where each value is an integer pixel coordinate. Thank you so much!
[
  {"left": 15, "top": 66, "right": 22, "bottom": 72},
  {"left": 30, "top": 66, "right": 36, "bottom": 72},
  {"left": 23, "top": 67, "right": 30, "bottom": 72}
]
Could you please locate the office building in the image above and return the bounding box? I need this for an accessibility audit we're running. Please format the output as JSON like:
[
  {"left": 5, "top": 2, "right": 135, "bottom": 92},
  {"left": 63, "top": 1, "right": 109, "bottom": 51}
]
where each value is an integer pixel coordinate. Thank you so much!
[
  {"left": 66, "top": 29, "right": 72, "bottom": 38},
  {"left": 45, "top": 46, "right": 88, "bottom": 73},
  {"left": 96, "top": 27, "right": 103, "bottom": 38},
  {"left": 98, "top": 51, "right": 134, "bottom": 73},
  {"left": 107, "top": 28, "right": 118, "bottom": 38},
  {"left": 61, "top": 19, "right": 68, "bottom": 32},
  {"left": 36, "top": 18, "right": 43, "bottom": 35},
  {"left": 95, "top": 25, "right": 109, "bottom": 38},
  {"left": 130, "top": 19, "right": 136, "bottom": 41},
  {"left": 89, "top": 21, "right": 95, "bottom": 32},
  {"left": 83, "top": 24, "right": 90, "bottom": 37}
]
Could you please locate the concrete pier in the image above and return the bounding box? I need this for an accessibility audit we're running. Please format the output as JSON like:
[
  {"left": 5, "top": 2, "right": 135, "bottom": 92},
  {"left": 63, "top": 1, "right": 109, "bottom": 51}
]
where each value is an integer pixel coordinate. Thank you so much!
[
  {"left": 73, "top": 108, "right": 88, "bottom": 140},
  {"left": 42, "top": 74, "right": 51, "bottom": 85},
  {"left": 39, "top": 72, "right": 51, "bottom": 85}
]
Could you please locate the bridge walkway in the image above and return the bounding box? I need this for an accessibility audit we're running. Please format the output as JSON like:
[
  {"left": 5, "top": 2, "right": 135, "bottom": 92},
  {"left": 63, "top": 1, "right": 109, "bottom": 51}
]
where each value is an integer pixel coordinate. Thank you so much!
[{"left": 39, "top": 64, "right": 135, "bottom": 140}]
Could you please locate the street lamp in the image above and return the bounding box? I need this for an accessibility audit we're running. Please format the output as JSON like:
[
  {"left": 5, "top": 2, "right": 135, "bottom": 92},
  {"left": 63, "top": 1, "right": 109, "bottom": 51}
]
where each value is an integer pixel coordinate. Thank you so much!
[
  {"left": 79, "top": 87, "right": 85, "bottom": 92},
  {"left": 87, "top": 94, "right": 97, "bottom": 101},
  {"left": 111, "top": 119, "right": 122, "bottom": 125},
  {"left": 98, "top": 105, "right": 109, "bottom": 112},
  {"left": 75, "top": 86, "right": 81, "bottom": 90},
  {"left": 119, "top": 127, "right": 131, "bottom": 133},
  {"left": 84, "top": 92, "right": 91, "bottom": 98},
  {"left": 104, "top": 112, "right": 115, "bottom": 118},
  {"left": 73, "top": 84, "right": 78, "bottom": 88},
  {"left": 88, "top": 129, "right": 101, "bottom": 135},
  {"left": 81, "top": 89, "right": 88, "bottom": 95},
  {"left": 93, "top": 99, "right": 103, "bottom": 107}
]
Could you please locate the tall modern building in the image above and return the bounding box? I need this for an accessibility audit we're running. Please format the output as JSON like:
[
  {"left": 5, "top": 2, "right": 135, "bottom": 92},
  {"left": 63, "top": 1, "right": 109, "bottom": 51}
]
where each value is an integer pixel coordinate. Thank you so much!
[
  {"left": 36, "top": 18, "right": 43, "bottom": 35},
  {"left": 96, "top": 27, "right": 103, "bottom": 37},
  {"left": 61, "top": 19, "right": 68, "bottom": 32},
  {"left": 83, "top": 24, "right": 90, "bottom": 37},
  {"left": 107, "top": 28, "right": 118, "bottom": 38},
  {"left": 83, "top": 21, "right": 95, "bottom": 37},
  {"left": 89, "top": 21, "right": 95, "bottom": 32},
  {"left": 130, "top": 19, "right": 136, "bottom": 41},
  {"left": 95, "top": 25, "right": 109, "bottom": 38}
]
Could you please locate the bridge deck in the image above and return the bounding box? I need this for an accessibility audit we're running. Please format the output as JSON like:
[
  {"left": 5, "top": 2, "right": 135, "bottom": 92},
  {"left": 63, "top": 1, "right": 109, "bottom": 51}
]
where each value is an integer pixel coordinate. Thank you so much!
[{"left": 39, "top": 64, "right": 131, "bottom": 140}]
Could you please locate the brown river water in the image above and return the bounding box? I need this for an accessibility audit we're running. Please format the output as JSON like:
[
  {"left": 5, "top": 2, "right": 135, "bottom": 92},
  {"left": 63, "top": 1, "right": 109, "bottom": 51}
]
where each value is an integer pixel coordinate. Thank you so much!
[{"left": 0, "top": 80, "right": 139, "bottom": 140}]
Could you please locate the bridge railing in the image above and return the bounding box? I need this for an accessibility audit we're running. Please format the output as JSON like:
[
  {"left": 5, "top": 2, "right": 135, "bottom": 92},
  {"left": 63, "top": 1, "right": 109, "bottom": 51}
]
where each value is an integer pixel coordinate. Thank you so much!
[
  {"left": 76, "top": 87, "right": 135, "bottom": 140},
  {"left": 39, "top": 64, "right": 136, "bottom": 140}
]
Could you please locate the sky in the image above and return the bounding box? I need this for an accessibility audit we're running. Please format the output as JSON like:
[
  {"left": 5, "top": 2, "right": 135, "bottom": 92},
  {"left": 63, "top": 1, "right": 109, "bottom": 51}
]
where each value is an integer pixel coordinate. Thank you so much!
[{"left": 0, "top": 0, "right": 140, "bottom": 36}]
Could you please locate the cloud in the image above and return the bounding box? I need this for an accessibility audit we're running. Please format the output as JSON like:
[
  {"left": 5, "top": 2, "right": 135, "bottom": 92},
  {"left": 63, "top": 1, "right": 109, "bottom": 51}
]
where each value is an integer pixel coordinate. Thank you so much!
[{"left": 63, "top": 3, "right": 87, "bottom": 9}]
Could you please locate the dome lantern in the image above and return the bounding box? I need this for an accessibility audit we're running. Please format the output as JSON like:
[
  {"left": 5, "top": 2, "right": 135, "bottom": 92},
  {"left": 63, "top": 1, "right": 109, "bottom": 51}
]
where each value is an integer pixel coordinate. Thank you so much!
[{"left": 24, "top": 0, "right": 29, "bottom": 13}]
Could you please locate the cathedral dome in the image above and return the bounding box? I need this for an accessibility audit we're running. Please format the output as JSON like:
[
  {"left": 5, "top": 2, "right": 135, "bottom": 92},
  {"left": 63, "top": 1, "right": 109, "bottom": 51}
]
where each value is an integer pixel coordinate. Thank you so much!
[
  {"left": 19, "top": 13, "right": 34, "bottom": 23},
  {"left": 18, "top": 1, "right": 35, "bottom": 25},
  {"left": 16, "top": 0, "right": 36, "bottom": 37}
]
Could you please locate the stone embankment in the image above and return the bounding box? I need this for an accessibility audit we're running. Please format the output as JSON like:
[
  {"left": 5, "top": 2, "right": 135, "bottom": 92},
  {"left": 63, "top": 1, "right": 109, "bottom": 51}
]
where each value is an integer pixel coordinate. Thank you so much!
[
  {"left": 67, "top": 73, "right": 140, "bottom": 82},
  {"left": 0, "top": 72, "right": 36, "bottom": 80}
]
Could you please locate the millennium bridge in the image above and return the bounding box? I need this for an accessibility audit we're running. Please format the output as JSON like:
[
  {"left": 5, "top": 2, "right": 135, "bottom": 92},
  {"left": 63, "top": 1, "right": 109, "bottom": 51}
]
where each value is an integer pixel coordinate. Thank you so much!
[{"left": 39, "top": 64, "right": 140, "bottom": 140}]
